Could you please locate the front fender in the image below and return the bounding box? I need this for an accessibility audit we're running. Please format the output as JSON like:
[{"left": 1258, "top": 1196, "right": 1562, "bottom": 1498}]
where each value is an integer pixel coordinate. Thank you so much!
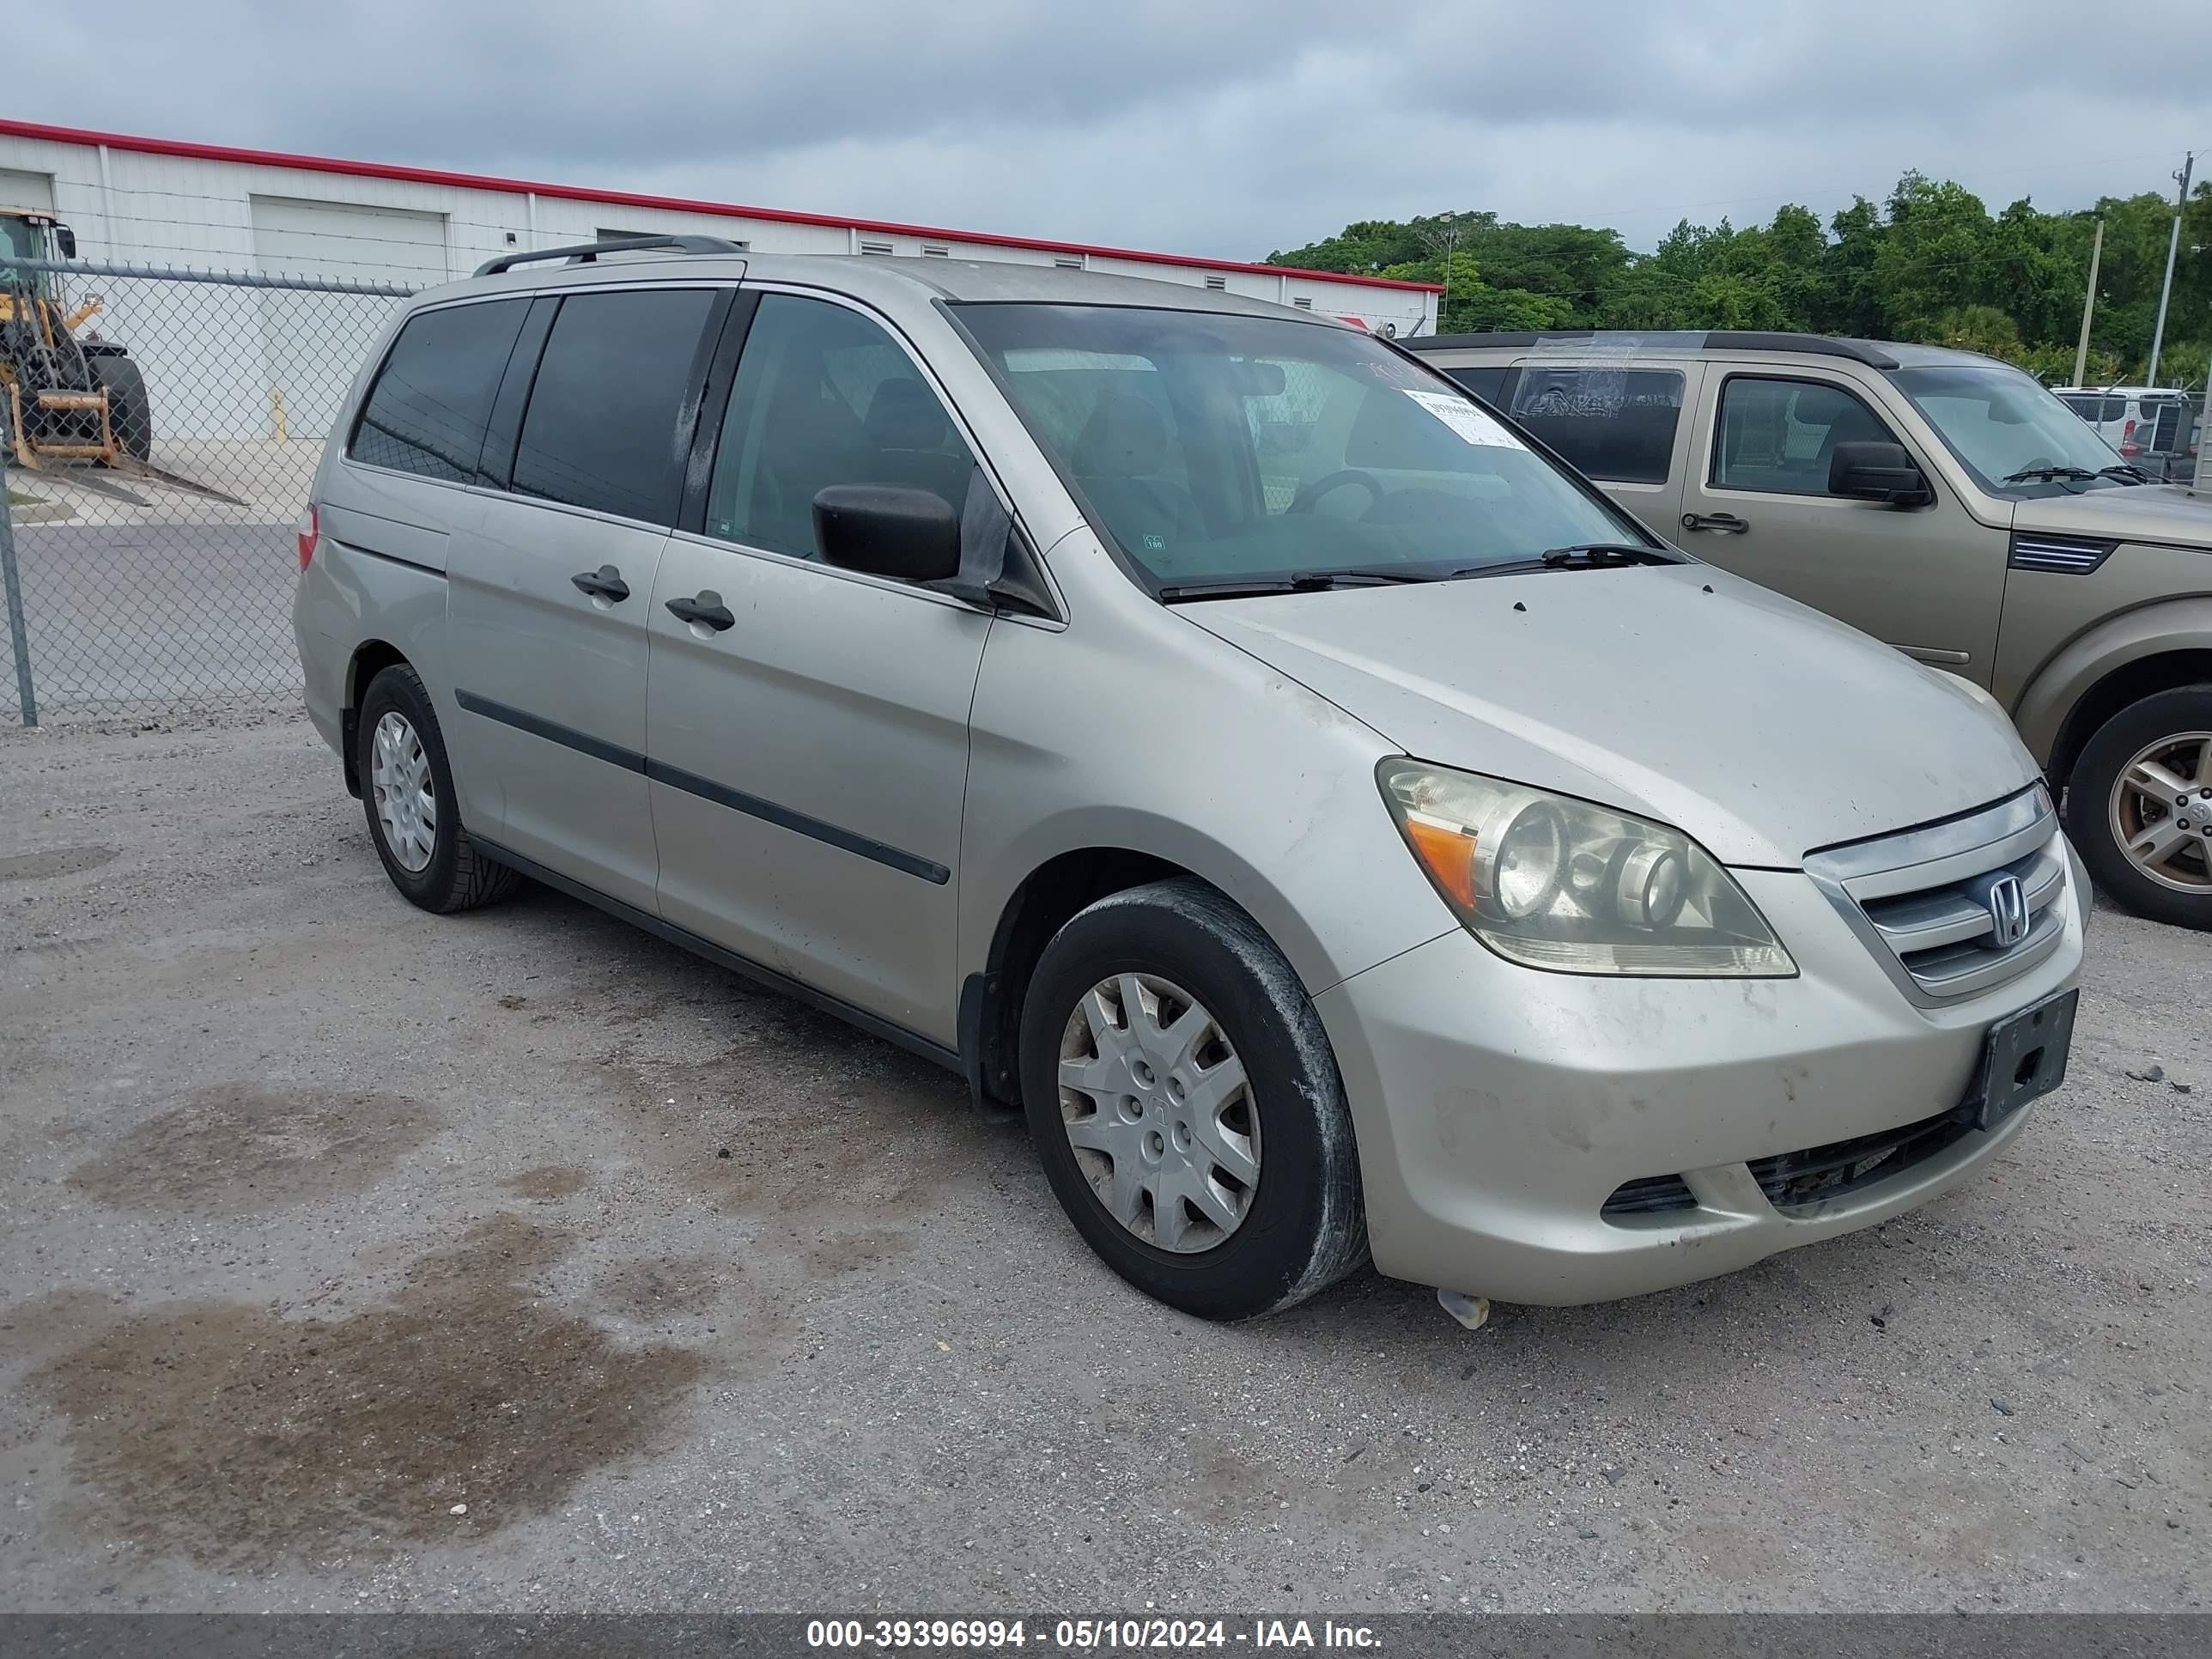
[{"left": 2011, "top": 596, "right": 2212, "bottom": 765}]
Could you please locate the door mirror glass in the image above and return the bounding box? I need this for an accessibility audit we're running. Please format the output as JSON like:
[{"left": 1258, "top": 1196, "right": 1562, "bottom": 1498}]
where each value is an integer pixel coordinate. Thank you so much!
[
  {"left": 1828, "top": 441, "right": 1931, "bottom": 506},
  {"left": 54, "top": 225, "right": 77, "bottom": 259},
  {"left": 813, "top": 484, "right": 963, "bottom": 580}
]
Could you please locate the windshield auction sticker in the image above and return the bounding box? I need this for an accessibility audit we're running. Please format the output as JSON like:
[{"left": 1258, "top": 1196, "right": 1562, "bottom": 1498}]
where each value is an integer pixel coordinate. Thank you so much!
[{"left": 1403, "top": 388, "right": 1527, "bottom": 448}]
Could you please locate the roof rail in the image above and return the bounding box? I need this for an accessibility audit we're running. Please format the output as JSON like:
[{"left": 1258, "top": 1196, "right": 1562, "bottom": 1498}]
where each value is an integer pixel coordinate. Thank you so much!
[
  {"left": 1401, "top": 328, "right": 1899, "bottom": 370},
  {"left": 473, "top": 234, "right": 746, "bottom": 277}
]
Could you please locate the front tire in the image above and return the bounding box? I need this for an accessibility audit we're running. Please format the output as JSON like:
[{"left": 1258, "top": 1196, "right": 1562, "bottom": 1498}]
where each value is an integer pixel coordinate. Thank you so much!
[
  {"left": 88, "top": 354, "right": 153, "bottom": 461},
  {"left": 2065, "top": 684, "right": 2212, "bottom": 930},
  {"left": 356, "top": 665, "right": 520, "bottom": 914},
  {"left": 1018, "top": 878, "right": 1367, "bottom": 1320}
]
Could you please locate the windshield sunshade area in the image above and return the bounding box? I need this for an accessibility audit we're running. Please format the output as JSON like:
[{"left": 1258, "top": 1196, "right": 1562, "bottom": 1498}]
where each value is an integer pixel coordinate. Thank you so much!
[
  {"left": 952, "top": 304, "right": 1649, "bottom": 594},
  {"left": 1888, "top": 364, "right": 2137, "bottom": 497}
]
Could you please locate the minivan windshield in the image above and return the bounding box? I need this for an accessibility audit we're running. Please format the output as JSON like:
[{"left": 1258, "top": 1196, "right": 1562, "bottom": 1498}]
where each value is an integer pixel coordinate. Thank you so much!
[
  {"left": 954, "top": 304, "right": 1646, "bottom": 593},
  {"left": 1889, "top": 364, "right": 2134, "bottom": 497}
]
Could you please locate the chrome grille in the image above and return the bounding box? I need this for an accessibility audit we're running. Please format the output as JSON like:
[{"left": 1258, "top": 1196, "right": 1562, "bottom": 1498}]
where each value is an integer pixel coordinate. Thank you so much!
[{"left": 1805, "top": 785, "right": 2070, "bottom": 1005}]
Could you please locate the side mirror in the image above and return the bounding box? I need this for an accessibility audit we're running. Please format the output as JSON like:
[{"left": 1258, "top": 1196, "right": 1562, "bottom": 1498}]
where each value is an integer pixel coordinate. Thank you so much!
[
  {"left": 812, "top": 483, "right": 962, "bottom": 581},
  {"left": 1829, "top": 441, "right": 1931, "bottom": 507},
  {"left": 54, "top": 225, "right": 77, "bottom": 259}
]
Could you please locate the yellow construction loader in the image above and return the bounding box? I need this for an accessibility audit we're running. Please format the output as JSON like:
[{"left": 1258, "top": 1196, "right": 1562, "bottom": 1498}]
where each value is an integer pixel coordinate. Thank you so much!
[{"left": 1, "top": 205, "right": 240, "bottom": 503}]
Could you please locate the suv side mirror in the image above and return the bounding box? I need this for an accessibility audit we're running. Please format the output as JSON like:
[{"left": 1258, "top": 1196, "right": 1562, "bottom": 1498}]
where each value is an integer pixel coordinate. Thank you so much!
[
  {"left": 54, "top": 225, "right": 77, "bottom": 259},
  {"left": 812, "top": 484, "right": 962, "bottom": 581},
  {"left": 1829, "top": 441, "right": 1931, "bottom": 507}
]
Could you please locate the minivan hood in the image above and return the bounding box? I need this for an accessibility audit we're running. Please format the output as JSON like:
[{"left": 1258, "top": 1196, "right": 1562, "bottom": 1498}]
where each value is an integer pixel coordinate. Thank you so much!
[
  {"left": 2021, "top": 481, "right": 2212, "bottom": 547},
  {"left": 1186, "top": 564, "right": 2038, "bottom": 868}
]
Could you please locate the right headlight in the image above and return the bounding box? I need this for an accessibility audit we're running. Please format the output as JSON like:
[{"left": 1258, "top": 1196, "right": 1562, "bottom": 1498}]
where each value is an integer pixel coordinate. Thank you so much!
[{"left": 1378, "top": 758, "right": 1796, "bottom": 978}]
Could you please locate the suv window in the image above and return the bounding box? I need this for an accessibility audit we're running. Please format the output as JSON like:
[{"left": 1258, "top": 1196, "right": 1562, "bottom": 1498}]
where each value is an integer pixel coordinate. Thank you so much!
[
  {"left": 350, "top": 299, "right": 530, "bottom": 483},
  {"left": 706, "top": 293, "right": 979, "bottom": 560},
  {"left": 1510, "top": 367, "right": 1684, "bottom": 485},
  {"left": 1443, "top": 367, "right": 1511, "bottom": 405},
  {"left": 1712, "top": 375, "right": 1899, "bottom": 496},
  {"left": 511, "top": 288, "right": 716, "bottom": 526}
]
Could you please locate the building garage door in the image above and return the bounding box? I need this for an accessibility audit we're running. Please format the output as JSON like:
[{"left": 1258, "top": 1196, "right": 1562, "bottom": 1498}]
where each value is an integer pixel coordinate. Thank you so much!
[
  {"left": 251, "top": 196, "right": 448, "bottom": 439},
  {"left": 0, "top": 167, "right": 56, "bottom": 216}
]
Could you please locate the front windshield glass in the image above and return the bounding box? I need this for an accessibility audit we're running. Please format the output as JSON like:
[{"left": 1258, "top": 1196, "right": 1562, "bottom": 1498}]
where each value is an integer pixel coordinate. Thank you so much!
[
  {"left": 0, "top": 216, "right": 37, "bottom": 262},
  {"left": 953, "top": 304, "right": 1642, "bottom": 591},
  {"left": 1889, "top": 364, "right": 2130, "bottom": 497}
]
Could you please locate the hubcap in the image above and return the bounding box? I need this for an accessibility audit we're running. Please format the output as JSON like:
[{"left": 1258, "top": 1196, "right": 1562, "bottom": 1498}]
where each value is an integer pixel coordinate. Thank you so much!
[
  {"left": 2109, "top": 729, "right": 2212, "bottom": 894},
  {"left": 1057, "top": 973, "right": 1259, "bottom": 1253},
  {"left": 369, "top": 711, "right": 437, "bottom": 873}
]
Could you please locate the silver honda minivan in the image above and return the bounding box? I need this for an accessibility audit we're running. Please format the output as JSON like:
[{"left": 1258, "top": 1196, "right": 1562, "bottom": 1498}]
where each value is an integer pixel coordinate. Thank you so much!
[{"left": 294, "top": 239, "right": 2087, "bottom": 1320}]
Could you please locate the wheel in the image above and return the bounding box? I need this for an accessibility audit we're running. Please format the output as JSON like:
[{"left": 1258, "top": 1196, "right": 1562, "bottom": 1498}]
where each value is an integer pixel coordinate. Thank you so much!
[
  {"left": 88, "top": 354, "right": 153, "bottom": 461},
  {"left": 1018, "top": 878, "right": 1367, "bottom": 1320},
  {"left": 2064, "top": 685, "right": 2212, "bottom": 930},
  {"left": 355, "top": 665, "right": 520, "bottom": 914}
]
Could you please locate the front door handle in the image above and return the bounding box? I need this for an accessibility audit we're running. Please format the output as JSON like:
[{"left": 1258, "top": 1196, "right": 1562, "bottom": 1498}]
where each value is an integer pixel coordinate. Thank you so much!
[
  {"left": 665, "top": 591, "right": 736, "bottom": 632},
  {"left": 1680, "top": 511, "right": 1750, "bottom": 535},
  {"left": 571, "top": 564, "right": 630, "bottom": 601}
]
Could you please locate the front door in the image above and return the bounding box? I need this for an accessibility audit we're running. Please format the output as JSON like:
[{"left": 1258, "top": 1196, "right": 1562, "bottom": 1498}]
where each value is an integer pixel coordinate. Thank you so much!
[
  {"left": 445, "top": 284, "right": 722, "bottom": 911},
  {"left": 1678, "top": 366, "right": 2008, "bottom": 681},
  {"left": 645, "top": 290, "right": 994, "bottom": 1043}
]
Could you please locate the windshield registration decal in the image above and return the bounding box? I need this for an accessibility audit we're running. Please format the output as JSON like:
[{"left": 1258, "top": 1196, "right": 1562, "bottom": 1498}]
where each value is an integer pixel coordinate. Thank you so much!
[{"left": 1404, "top": 389, "right": 1527, "bottom": 449}]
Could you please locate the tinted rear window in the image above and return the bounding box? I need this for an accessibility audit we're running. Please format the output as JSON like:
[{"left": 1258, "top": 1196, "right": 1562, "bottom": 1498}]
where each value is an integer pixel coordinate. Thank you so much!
[
  {"left": 1509, "top": 368, "right": 1684, "bottom": 484},
  {"left": 511, "top": 288, "right": 716, "bottom": 525},
  {"left": 350, "top": 300, "right": 530, "bottom": 483},
  {"left": 1443, "top": 366, "right": 1511, "bottom": 405}
]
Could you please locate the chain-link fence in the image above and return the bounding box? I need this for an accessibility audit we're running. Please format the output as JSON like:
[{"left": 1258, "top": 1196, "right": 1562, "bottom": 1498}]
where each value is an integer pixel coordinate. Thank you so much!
[{"left": 0, "top": 257, "right": 414, "bottom": 726}]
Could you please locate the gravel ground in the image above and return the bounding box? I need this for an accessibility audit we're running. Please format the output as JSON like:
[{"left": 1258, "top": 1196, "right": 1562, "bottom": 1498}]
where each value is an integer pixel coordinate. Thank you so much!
[{"left": 0, "top": 711, "right": 2205, "bottom": 1614}]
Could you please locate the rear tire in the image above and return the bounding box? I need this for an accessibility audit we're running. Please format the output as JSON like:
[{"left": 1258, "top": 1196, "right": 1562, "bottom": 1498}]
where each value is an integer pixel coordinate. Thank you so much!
[
  {"left": 1018, "top": 878, "right": 1368, "bottom": 1320},
  {"left": 356, "top": 665, "right": 520, "bottom": 914},
  {"left": 2064, "top": 684, "right": 2212, "bottom": 931},
  {"left": 88, "top": 354, "right": 152, "bottom": 461}
]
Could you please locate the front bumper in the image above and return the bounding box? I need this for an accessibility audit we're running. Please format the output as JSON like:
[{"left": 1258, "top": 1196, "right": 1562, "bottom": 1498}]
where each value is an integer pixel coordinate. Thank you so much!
[{"left": 1313, "top": 852, "right": 2087, "bottom": 1305}]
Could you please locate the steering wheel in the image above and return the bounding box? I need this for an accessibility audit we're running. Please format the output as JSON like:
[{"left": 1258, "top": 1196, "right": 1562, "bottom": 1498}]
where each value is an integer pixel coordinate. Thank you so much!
[{"left": 1288, "top": 469, "right": 1384, "bottom": 515}]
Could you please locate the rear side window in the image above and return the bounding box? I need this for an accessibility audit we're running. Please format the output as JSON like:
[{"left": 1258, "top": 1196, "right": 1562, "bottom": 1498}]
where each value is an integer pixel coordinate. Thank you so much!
[
  {"left": 512, "top": 288, "right": 717, "bottom": 526},
  {"left": 1443, "top": 366, "right": 1511, "bottom": 405},
  {"left": 1509, "top": 368, "right": 1683, "bottom": 484},
  {"left": 350, "top": 299, "right": 529, "bottom": 483}
]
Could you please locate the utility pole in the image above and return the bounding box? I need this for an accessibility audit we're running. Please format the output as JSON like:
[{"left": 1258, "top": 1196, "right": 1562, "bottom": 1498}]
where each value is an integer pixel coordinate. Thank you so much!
[
  {"left": 2148, "top": 151, "right": 2193, "bottom": 389},
  {"left": 2073, "top": 217, "right": 2105, "bottom": 386}
]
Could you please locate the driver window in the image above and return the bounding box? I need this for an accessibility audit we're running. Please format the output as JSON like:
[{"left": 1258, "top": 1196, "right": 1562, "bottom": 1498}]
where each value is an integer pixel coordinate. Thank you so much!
[
  {"left": 1713, "top": 376, "right": 1899, "bottom": 498},
  {"left": 706, "top": 293, "right": 978, "bottom": 560}
]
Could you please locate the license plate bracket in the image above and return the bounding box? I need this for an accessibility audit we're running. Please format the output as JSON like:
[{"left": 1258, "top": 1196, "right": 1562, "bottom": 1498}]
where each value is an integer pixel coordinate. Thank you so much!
[{"left": 1972, "top": 987, "right": 2078, "bottom": 1131}]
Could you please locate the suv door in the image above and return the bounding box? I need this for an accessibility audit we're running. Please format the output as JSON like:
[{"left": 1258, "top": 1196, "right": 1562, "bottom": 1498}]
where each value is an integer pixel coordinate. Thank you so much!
[
  {"left": 1678, "top": 365, "right": 2007, "bottom": 680},
  {"left": 644, "top": 289, "right": 995, "bottom": 1044},
  {"left": 445, "top": 284, "right": 726, "bottom": 912}
]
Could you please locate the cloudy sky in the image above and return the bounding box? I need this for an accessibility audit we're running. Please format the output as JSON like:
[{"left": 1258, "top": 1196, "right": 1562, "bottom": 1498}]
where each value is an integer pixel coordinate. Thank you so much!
[{"left": 18, "top": 1, "right": 2212, "bottom": 260}]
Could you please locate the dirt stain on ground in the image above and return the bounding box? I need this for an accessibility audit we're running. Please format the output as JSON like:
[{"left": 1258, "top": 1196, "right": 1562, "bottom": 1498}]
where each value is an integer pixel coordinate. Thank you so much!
[
  {"left": 64, "top": 1084, "right": 439, "bottom": 1212},
  {"left": 0, "top": 845, "right": 118, "bottom": 881},
  {"left": 501, "top": 1164, "right": 590, "bottom": 1200},
  {"left": 21, "top": 1214, "right": 709, "bottom": 1567},
  {"left": 592, "top": 1252, "right": 734, "bottom": 1320}
]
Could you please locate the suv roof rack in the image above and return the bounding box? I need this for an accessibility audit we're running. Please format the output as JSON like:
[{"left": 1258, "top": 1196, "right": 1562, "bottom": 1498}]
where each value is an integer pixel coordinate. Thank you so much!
[
  {"left": 1403, "top": 328, "right": 1899, "bottom": 370},
  {"left": 473, "top": 234, "right": 746, "bottom": 278}
]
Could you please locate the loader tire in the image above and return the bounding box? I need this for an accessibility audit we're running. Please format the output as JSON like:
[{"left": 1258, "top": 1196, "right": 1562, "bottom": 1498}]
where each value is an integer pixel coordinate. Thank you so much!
[{"left": 89, "top": 354, "right": 153, "bottom": 461}]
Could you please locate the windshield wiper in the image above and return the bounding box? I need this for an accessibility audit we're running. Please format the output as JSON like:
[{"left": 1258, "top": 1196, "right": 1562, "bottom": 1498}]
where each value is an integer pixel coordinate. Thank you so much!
[
  {"left": 2003, "top": 465, "right": 2099, "bottom": 484},
  {"left": 1157, "top": 568, "right": 1433, "bottom": 602},
  {"left": 1442, "top": 543, "right": 1681, "bottom": 580},
  {"left": 1537, "top": 543, "right": 1682, "bottom": 568},
  {"left": 2097, "top": 464, "right": 2154, "bottom": 484}
]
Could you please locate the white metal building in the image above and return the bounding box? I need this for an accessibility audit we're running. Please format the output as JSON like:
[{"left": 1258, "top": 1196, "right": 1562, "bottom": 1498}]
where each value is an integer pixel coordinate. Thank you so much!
[{"left": 0, "top": 119, "right": 1439, "bottom": 441}]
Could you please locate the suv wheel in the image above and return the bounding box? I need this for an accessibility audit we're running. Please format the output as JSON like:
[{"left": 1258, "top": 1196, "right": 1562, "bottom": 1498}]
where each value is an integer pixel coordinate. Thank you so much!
[
  {"left": 356, "top": 665, "right": 521, "bottom": 914},
  {"left": 2065, "top": 685, "right": 2212, "bottom": 930},
  {"left": 1018, "top": 878, "right": 1368, "bottom": 1320}
]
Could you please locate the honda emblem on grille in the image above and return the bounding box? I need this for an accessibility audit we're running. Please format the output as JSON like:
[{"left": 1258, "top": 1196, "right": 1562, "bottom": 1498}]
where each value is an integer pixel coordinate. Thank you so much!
[{"left": 1985, "top": 874, "right": 2029, "bottom": 948}]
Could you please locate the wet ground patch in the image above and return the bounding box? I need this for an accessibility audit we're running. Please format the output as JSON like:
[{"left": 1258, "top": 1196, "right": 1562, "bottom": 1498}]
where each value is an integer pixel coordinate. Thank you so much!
[
  {"left": 21, "top": 1213, "right": 709, "bottom": 1567},
  {"left": 64, "top": 1083, "right": 439, "bottom": 1212}
]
